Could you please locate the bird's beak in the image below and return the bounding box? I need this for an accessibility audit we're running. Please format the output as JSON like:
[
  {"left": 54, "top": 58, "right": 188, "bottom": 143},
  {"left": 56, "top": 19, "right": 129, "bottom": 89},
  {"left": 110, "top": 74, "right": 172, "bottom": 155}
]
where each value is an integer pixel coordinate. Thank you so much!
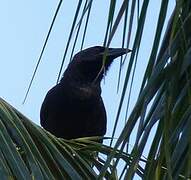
[{"left": 99, "top": 47, "right": 131, "bottom": 59}]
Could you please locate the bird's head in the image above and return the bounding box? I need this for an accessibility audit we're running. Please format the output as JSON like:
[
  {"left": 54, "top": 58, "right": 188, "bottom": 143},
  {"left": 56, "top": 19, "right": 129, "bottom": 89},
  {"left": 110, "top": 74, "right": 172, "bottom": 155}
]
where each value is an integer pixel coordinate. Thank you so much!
[{"left": 62, "top": 46, "right": 131, "bottom": 84}]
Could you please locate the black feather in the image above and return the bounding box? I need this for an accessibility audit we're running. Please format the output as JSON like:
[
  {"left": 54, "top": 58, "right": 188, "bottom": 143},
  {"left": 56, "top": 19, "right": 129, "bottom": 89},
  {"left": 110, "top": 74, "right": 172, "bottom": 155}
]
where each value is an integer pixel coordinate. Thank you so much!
[{"left": 40, "top": 46, "right": 130, "bottom": 142}]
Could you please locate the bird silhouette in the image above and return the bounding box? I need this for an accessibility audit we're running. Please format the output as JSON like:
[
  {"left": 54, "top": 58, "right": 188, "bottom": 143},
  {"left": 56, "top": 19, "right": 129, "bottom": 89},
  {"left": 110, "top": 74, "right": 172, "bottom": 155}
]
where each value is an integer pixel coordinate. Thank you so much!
[{"left": 40, "top": 46, "right": 131, "bottom": 142}]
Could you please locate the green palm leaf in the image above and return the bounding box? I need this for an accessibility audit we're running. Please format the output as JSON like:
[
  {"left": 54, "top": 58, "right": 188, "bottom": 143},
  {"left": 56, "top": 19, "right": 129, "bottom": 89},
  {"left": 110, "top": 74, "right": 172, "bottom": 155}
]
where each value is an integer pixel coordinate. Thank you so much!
[
  {"left": 0, "top": 98, "right": 144, "bottom": 179},
  {"left": 2, "top": 0, "right": 191, "bottom": 179}
]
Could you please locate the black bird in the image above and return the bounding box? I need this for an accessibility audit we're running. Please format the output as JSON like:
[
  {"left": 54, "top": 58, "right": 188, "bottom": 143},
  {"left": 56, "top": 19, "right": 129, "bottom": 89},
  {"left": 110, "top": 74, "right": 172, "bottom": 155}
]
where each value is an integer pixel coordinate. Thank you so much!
[{"left": 40, "top": 46, "right": 131, "bottom": 141}]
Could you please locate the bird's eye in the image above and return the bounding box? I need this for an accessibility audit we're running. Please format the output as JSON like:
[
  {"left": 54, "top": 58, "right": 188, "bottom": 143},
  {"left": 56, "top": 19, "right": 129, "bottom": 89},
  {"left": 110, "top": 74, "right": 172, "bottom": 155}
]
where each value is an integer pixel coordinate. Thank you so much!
[
  {"left": 99, "top": 47, "right": 105, "bottom": 52},
  {"left": 94, "top": 46, "right": 105, "bottom": 52}
]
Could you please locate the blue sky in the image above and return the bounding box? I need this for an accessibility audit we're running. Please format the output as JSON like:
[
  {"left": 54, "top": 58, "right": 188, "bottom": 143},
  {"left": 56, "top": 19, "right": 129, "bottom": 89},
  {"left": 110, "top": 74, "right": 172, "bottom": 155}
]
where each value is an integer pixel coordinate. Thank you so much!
[{"left": 0, "top": 1, "right": 175, "bottom": 178}]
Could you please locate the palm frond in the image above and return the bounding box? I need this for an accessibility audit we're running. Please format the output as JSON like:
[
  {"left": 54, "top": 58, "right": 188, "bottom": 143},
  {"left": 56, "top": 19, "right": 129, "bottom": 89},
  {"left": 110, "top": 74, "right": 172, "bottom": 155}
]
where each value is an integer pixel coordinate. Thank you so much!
[
  {"left": 0, "top": 98, "right": 145, "bottom": 179},
  {"left": 13, "top": 0, "right": 191, "bottom": 179}
]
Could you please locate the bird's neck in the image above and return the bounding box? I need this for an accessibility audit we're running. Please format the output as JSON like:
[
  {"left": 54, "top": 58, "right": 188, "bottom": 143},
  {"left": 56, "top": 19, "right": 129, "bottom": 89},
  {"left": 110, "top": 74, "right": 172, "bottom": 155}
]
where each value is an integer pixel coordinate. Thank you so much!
[
  {"left": 60, "top": 74, "right": 102, "bottom": 101},
  {"left": 61, "top": 66, "right": 102, "bottom": 86}
]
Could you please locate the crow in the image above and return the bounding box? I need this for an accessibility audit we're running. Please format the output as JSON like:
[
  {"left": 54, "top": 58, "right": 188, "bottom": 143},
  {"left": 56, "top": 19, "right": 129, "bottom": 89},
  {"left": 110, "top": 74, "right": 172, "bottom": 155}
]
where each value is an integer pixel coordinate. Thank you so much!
[{"left": 40, "top": 46, "right": 131, "bottom": 142}]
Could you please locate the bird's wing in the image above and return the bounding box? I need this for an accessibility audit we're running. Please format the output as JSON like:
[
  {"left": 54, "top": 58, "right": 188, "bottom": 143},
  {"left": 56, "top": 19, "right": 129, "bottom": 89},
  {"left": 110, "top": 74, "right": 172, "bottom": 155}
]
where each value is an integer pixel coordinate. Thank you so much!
[{"left": 40, "top": 83, "right": 107, "bottom": 139}]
